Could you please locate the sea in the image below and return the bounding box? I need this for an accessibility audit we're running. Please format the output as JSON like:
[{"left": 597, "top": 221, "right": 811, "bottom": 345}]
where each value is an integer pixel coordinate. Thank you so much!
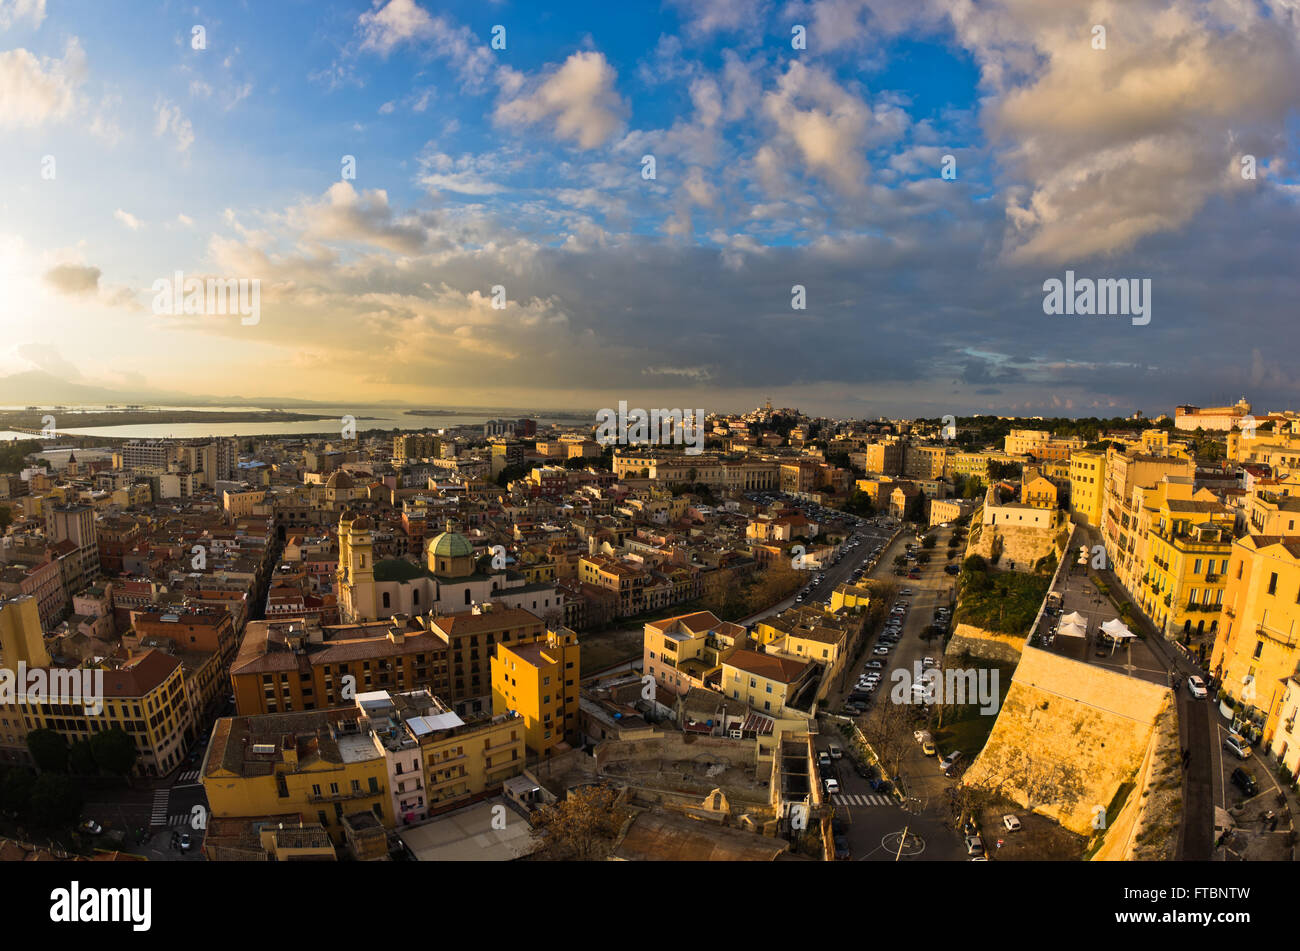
[{"left": 0, "top": 404, "right": 595, "bottom": 443}]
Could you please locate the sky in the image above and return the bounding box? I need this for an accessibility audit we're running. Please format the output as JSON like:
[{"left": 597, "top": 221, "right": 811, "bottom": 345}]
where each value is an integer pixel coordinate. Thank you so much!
[{"left": 0, "top": 0, "right": 1298, "bottom": 420}]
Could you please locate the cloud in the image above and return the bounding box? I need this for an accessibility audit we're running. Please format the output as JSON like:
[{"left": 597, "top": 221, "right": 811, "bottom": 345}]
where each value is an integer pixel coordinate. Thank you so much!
[
  {"left": 0, "top": 0, "right": 45, "bottom": 30},
  {"left": 495, "top": 51, "right": 626, "bottom": 149},
  {"left": 114, "top": 209, "right": 142, "bottom": 230},
  {"left": 154, "top": 97, "right": 194, "bottom": 153},
  {"left": 0, "top": 36, "right": 85, "bottom": 128},
  {"left": 761, "top": 62, "right": 874, "bottom": 194},
  {"left": 43, "top": 263, "right": 100, "bottom": 295},
  {"left": 287, "top": 181, "right": 430, "bottom": 254},
  {"left": 355, "top": 0, "right": 495, "bottom": 91},
  {"left": 859, "top": 0, "right": 1300, "bottom": 263}
]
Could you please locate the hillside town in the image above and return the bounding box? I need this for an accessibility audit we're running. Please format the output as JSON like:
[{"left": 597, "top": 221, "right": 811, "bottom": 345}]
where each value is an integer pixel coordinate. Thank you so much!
[{"left": 0, "top": 397, "right": 1296, "bottom": 864}]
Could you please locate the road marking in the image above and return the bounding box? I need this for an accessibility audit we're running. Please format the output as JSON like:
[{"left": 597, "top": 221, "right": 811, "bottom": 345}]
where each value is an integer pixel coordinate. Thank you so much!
[{"left": 150, "top": 789, "right": 170, "bottom": 826}]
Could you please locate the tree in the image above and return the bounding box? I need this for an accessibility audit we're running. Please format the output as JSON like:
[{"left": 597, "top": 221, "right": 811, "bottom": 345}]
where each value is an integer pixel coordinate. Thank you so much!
[
  {"left": 529, "top": 784, "right": 632, "bottom": 860},
  {"left": 921, "top": 535, "right": 936, "bottom": 550},
  {"left": 860, "top": 696, "right": 919, "bottom": 783},
  {"left": 68, "top": 741, "right": 97, "bottom": 776},
  {"left": 0, "top": 506, "right": 12, "bottom": 533},
  {"left": 91, "top": 728, "right": 139, "bottom": 779},
  {"left": 28, "top": 773, "right": 83, "bottom": 829},
  {"left": 26, "top": 729, "right": 69, "bottom": 773},
  {"left": 0, "top": 767, "right": 34, "bottom": 815}
]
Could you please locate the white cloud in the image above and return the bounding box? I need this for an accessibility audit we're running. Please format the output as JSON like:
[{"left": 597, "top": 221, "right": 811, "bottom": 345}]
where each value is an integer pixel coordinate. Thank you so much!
[
  {"left": 287, "top": 181, "right": 430, "bottom": 254},
  {"left": 0, "top": 37, "right": 85, "bottom": 128},
  {"left": 0, "top": 0, "right": 46, "bottom": 30},
  {"left": 154, "top": 97, "right": 194, "bottom": 153},
  {"left": 114, "top": 209, "right": 142, "bottom": 230},
  {"left": 762, "top": 62, "right": 873, "bottom": 194},
  {"left": 356, "top": 0, "right": 495, "bottom": 91},
  {"left": 495, "top": 51, "right": 626, "bottom": 149}
]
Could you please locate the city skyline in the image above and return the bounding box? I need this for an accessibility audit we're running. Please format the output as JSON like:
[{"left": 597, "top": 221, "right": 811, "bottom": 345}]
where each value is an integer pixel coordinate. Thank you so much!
[{"left": 2, "top": 0, "right": 1298, "bottom": 418}]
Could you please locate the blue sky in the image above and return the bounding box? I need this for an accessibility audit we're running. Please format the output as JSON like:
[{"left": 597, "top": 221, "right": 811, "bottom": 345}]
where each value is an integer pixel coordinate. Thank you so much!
[{"left": 1, "top": 0, "right": 1299, "bottom": 418}]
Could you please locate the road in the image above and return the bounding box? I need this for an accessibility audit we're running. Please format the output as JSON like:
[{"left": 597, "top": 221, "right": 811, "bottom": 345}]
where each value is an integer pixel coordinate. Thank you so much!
[{"left": 817, "top": 521, "right": 967, "bottom": 861}]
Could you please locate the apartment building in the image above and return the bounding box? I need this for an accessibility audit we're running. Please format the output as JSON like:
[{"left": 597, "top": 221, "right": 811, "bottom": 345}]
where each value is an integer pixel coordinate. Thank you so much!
[
  {"left": 719, "top": 649, "right": 815, "bottom": 716},
  {"left": 1100, "top": 448, "right": 1195, "bottom": 593},
  {"left": 643, "top": 611, "right": 748, "bottom": 696},
  {"left": 43, "top": 503, "right": 99, "bottom": 595},
  {"left": 490, "top": 627, "right": 580, "bottom": 757},
  {"left": 1211, "top": 536, "right": 1300, "bottom": 743},
  {"left": 1068, "top": 448, "right": 1106, "bottom": 527}
]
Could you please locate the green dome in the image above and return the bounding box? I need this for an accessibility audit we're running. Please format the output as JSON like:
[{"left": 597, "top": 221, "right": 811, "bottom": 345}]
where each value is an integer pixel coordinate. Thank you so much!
[{"left": 428, "top": 531, "right": 474, "bottom": 559}]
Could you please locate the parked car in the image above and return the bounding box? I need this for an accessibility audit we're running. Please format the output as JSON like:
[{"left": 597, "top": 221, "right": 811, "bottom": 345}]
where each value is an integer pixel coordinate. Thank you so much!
[
  {"left": 939, "top": 751, "right": 964, "bottom": 773},
  {"left": 834, "top": 835, "right": 852, "bottom": 860},
  {"left": 824, "top": 777, "right": 841, "bottom": 795},
  {"left": 901, "top": 588, "right": 914, "bottom": 596},
  {"left": 818, "top": 751, "right": 832, "bottom": 769},
  {"left": 1003, "top": 814, "right": 1021, "bottom": 832},
  {"left": 864, "top": 660, "right": 883, "bottom": 669},
  {"left": 874, "top": 646, "right": 891, "bottom": 655},
  {"left": 1186, "top": 676, "right": 1208, "bottom": 699},
  {"left": 79, "top": 819, "right": 103, "bottom": 835},
  {"left": 964, "top": 834, "right": 985, "bottom": 857},
  {"left": 1224, "top": 733, "right": 1253, "bottom": 760},
  {"left": 828, "top": 743, "right": 844, "bottom": 760},
  {"left": 178, "top": 833, "right": 192, "bottom": 852},
  {"left": 1231, "top": 767, "right": 1259, "bottom": 797}
]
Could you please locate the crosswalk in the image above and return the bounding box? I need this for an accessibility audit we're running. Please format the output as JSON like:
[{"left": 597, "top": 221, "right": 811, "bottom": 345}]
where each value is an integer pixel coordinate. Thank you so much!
[
  {"left": 164, "top": 815, "right": 191, "bottom": 828},
  {"left": 175, "top": 770, "right": 200, "bottom": 784},
  {"left": 833, "top": 793, "right": 895, "bottom": 808},
  {"left": 150, "top": 789, "right": 170, "bottom": 826}
]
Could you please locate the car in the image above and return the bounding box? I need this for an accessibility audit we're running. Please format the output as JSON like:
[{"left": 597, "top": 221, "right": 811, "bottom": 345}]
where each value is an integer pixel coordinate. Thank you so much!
[
  {"left": 795, "top": 595, "right": 804, "bottom": 602},
  {"left": 178, "top": 833, "right": 192, "bottom": 852},
  {"left": 854, "top": 761, "right": 873, "bottom": 779},
  {"left": 1224, "top": 733, "right": 1253, "bottom": 759},
  {"left": 79, "top": 819, "right": 102, "bottom": 835},
  {"left": 864, "top": 660, "right": 883, "bottom": 669},
  {"left": 869, "top": 776, "right": 892, "bottom": 793},
  {"left": 922, "top": 657, "right": 937, "bottom": 668},
  {"left": 874, "top": 646, "right": 891, "bottom": 655},
  {"left": 828, "top": 743, "right": 844, "bottom": 760},
  {"left": 945, "top": 564, "right": 960, "bottom": 575},
  {"left": 1003, "top": 814, "right": 1021, "bottom": 832},
  {"left": 824, "top": 777, "right": 841, "bottom": 795},
  {"left": 964, "top": 834, "right": 985, "bottom": 857},
  {"left": 818, "top": 751, "right": 832, "bottom": 769},
  {"left": 1230, "top": 767, "right": 1258, "bottom": 797},
  {"left": 834, "top": 835, "right": 852, "bottom": 860},
  {"left": 909, "top": 572, "right": 921, "bottom": 579},
  {"left": 939, "top": 751, "right": 964, "bottom": 772},
  {"left": 922, "top": 740, "right": 936, "bottom": 756},
  {"left": 1186, "top": 676, "right": 1208, "bottom": 699}
]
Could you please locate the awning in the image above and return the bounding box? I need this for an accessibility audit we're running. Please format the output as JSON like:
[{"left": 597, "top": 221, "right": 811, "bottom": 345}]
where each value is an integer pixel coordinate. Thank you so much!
[
  {"left": 1058, "top": 611, "right": 1088, "bottom": 636},
  {"left": 1100, "top": 618, "right": 1135, "bottom": 640}
]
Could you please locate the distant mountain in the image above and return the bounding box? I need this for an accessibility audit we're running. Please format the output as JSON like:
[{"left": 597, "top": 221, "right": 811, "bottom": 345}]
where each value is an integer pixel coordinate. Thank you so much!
[{"left": 0, "top": 370, "right": 182, "bottom": 405}]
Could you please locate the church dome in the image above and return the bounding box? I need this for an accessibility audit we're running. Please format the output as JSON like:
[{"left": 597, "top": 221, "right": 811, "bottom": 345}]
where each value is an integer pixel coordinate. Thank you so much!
[
  {"left": 428, "top": 531, "right": 474, "bottom": 560},
  {"left": 326, "top": 469, "right": 355, "bottom": 489}
]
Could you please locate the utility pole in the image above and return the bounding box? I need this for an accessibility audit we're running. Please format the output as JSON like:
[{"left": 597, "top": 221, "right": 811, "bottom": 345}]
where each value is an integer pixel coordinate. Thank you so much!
[{"left": 895, "top": 824, "right": 909, "bottom": 862}]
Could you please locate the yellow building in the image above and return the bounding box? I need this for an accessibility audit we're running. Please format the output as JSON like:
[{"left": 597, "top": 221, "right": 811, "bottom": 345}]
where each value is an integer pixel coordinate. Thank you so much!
[
  {"left": 1211, "top": 536, "right": 1300, "bottom": 743},
  {"left": 1144, "top": 491, "right": 1232, "bottom": 646},
  {"left": 830, "top": 580, "right": 872, "bottom": 613},
  {"left": 1021, "top": 472, "right": 1058, "bottom": 510},
  {"left": 490, "top": 627, "right": 580, "bottom": 758},
  {"left": 1, "top": 596, "right": 195, "bottom": 776},
  {"left": 202, "top": 706, "right": 392, "bottom": 845},
  {"left": 1068, "top": 449, "right": 1106, "bottom": 527},
  {"left": 720, "top": 649, "right": 815, "bottom": 715},
  {"left": 643, "top": 611, "right": 747, "bottom": 696}
]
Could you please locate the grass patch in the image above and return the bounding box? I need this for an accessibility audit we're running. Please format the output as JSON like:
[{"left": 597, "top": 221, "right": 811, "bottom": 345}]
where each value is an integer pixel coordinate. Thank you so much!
[{"left": 955, "top": 564, "right": 1050, "bottom": 634}]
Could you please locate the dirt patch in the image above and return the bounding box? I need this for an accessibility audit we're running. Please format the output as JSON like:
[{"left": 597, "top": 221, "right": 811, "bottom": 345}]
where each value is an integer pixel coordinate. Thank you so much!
[
  {"left": 976, "top": 800, "right": 1086, "bottom": 861},
  {"left": 580, "top": 625, "right": 645, "bottom": 676}
]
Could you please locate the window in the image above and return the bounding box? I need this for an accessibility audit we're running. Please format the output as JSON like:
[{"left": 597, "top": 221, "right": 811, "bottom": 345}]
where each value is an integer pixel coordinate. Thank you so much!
[
  {"left": 1254, "top": 641, "right": 1264, "bottom": 659},
  {"left": 382, "top": 592, "right": 390, "bottom": 609},
  {"left": 1269, "top": 572, "right": 1279, "bottom": 595}
]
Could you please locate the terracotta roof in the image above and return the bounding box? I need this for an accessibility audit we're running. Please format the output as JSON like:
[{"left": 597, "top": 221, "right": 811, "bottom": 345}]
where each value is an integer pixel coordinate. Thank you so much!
[{"left": 724, "top": 648, "right": 811, "bottom": 684}]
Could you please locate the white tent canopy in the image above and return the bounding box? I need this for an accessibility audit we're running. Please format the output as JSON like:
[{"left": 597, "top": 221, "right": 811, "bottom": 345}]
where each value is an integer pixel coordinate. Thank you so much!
[
  {"left": 1100, "top": 618, "right": 1135, "bottom": 640},
  {"left": 1058, "top": 612, "right": 1088, "bottom": 637}
]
